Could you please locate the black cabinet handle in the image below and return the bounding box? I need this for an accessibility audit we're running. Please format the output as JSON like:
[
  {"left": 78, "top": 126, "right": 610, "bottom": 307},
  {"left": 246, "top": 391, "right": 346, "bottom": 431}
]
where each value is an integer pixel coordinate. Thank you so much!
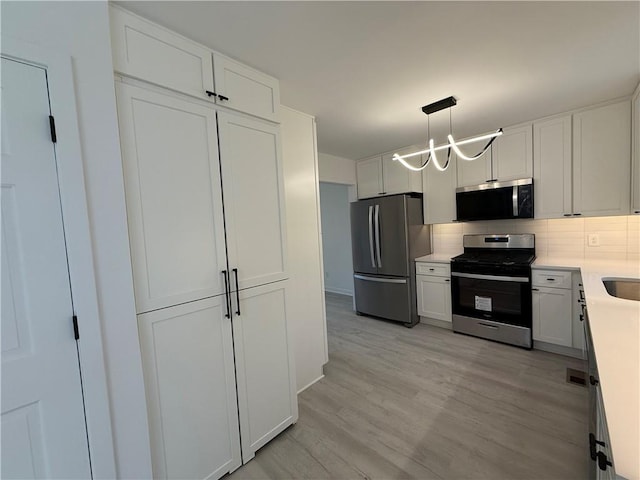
[
  {"left": 589, "top": 375, "right": 599, "bottom": 386},
  {"left": 597, "top": 451, "right": 612, "bottom": 471},
  {"left": 486, "top": 179, "right": 498, "bottom": 183},
  {"left": 222, "top": 270, "right": 231, "bottom": 318},
  {"left": 579, "top": 314, "right": 584, "bottom": 322},
  {"left": 206, "top": 90, "right": 217, "bottom": 97},
  {"left": 532, "top": 288, "right": 539, "bottom": 291},
  {"left": 218, "top": 94, "right": 229, "bottom": 101},
  {"left": 546, "top": 278, "right": 555, "bottom": 281},
  {"left": 589, "top": 433, "right": 606, "bottom": 460},
  {"left": 563, "top": 213, "right": 573, "bottom": 217},
  {"left": 233, "top": 268, "right": 241, "bottom": 316},
  {"left": 573, "top": 213, "right": 582, "bottom": 216}
]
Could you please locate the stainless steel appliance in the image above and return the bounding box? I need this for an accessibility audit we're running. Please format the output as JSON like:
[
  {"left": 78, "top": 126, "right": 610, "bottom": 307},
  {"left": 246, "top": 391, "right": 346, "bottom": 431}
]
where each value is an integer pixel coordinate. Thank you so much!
[
  {"left": 451, "top": 234, "right": 535, "bottom": 348},
  {"left": 350, "top": 194, "right": 431, "bottom": 327},
  {"left": 456, "top": 178, "right": 534, "bottom": 221}
]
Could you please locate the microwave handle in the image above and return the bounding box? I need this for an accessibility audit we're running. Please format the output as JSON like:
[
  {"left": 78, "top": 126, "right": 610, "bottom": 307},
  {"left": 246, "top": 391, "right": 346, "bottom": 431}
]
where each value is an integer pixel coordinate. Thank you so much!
[{"left": 512, "top": 185, "right": 518, "bottom": 217}]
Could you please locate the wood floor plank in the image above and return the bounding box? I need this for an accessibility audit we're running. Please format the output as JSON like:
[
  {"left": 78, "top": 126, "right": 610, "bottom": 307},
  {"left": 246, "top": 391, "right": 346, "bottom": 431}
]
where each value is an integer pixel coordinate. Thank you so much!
[{"left": 227, "top": 292, "right": 588, "bottom": 480}]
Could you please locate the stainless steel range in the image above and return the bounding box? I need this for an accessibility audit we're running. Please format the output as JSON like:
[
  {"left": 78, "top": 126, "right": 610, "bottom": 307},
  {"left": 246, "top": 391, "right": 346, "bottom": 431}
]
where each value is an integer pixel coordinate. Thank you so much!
[{"left": 450, "top": 234, "right": 536, "bottom": 349}]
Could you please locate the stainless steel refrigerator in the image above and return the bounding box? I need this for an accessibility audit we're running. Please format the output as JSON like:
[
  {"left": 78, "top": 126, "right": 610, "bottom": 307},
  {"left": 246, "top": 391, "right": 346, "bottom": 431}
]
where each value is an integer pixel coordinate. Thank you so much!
[{"left": 350, "top": 194, "right": 431, "bottom": 327}]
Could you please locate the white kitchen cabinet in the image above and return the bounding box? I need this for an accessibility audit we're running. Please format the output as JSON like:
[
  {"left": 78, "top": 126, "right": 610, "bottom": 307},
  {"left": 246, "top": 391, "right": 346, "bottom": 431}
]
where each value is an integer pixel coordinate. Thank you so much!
[
  {"left": 492, "top": 124, "right": 533, "bottom": 181},
  {"left": 532, "top": 269, "right": 573, "bottom": 347},
  {"left": 113, "top": 10, "right": 296, "bottom": 478},
  {"left": 116, "top": 82, "right": 228, "bottom": 314},
  {"left": 423, "top": 151, "right": 457, "bottom": 224},
  {"left": 110, "top": 6, "right": 215, "bottom": 101},
  {"left": 573, "top": 100, "right": 631, "bottom": 217},
  {"left": 456, "top": 146, "right": 492, "bottom": 187},
  {"left": 137, "top": 297, "right": 241, "bottom": 480},
  {"left": 632, "top": 86, "right": 640, "bottom": 214},
  {"left": 232, "top": 281, "right": 298, "bottom": 462},
  {"left": 217, "top": 111, "right": 288, "bottom": 291},
  {"left": 416, "top": 275, "right": 452, "bottom": 323},
  {"left": 532, "top": 287, "right": 573, "bottom": 347},
  {"left": 110, "top": 6, "right": 281, "bottom": 122},
  {"left": 416, "top": 262, "right": 451, "bottom": 325},
  {"left": 356, "top": 146, "right": 421, "bottom": 199},
  {"left": 533, "top": 115, "right": 573, "bottom": 219},
  {"left": 457, "top": 124, "right": 532, "bottom": 187},
  {"left": 213, "top": 53, "right": 280, "bottom": 122},
  {"left": 356, "top": 155, "right": 383, "bottom": 199}
]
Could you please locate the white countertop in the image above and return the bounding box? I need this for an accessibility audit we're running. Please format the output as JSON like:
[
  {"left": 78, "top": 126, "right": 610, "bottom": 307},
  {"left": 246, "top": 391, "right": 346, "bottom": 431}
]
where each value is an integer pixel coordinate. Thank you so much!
[
  {"left": 415, "top": 253, "right": 459, "bottom": 263},
  {"left": 533, "top": 257, "right": 640, "bottom": 479}
]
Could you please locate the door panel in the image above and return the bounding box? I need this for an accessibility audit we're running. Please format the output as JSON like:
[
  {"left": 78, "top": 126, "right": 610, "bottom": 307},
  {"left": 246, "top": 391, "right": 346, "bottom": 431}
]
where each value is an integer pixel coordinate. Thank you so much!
[
  {"left": 1, "top": 57, "right": 91, "bottom": 479},
  {"left": 350, "top": 199, "right": 377, "bottom": 274},
  {"left": 218, "top": 112, "right": 287, "bottom": 291},
  {"left": 116, "top": 83, "right": 227, "bottom": 313},
  {"left": 376, "top": 195, "right": 409, "bottom": 277},
  {"left": 232, "top": 282, "right": 297, "bottom": 462},
  {"left": 138, "top": 297, "right": 241, "bottom": 479}
]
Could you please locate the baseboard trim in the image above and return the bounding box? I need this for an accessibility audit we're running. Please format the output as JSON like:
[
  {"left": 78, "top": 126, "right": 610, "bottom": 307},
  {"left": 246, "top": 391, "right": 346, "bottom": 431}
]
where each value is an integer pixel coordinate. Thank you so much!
[
  {"left": 297, "top": 374, "right": 324, "bottom": 395},
  {"left": 533, "top": 340, "right": 585, "bottom": 359},
  {"left": 324, "top": 286, "right": 353, "bottom": 296},
  {"left": 420, "top": 316, "right": 453, "bottom": 330}
]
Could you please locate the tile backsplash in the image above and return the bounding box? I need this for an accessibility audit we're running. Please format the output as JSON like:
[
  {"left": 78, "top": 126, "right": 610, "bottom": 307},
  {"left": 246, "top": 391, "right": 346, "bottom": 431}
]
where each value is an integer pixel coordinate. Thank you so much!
[{"left": 431, "top": 215, "right": 640, "bottom": 261}]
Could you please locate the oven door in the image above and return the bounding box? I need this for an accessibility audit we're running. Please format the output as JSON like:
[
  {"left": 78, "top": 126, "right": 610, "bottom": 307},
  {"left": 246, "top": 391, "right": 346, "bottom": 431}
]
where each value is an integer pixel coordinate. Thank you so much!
[{"left": 451, "top": 272, "right": 532, "bottom": 327}]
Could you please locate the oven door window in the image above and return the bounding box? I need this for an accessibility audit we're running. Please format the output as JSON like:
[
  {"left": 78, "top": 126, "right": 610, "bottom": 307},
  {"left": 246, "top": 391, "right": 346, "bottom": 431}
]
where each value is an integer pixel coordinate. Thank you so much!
[{"left": 452, "top": 276, "right": 531, "bottom": 327}]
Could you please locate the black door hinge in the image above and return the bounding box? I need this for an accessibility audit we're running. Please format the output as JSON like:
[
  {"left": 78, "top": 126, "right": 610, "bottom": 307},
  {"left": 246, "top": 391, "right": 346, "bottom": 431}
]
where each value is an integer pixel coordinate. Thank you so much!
[
  {"left": 72, "top": 315, "right": 79, "bottom": 340},
  {"left": 49, "top": 115, "right": 57, "bottom": 143}
]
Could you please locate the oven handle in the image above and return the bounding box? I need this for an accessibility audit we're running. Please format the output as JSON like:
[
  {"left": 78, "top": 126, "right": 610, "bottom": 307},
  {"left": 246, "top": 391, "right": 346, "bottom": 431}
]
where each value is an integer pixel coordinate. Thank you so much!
[{"left": 451, "top": 272, "right": 530, "bottom": 283}]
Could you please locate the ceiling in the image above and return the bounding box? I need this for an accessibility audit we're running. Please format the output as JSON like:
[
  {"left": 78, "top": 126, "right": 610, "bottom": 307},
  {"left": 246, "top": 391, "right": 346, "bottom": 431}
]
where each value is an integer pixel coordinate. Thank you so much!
[{"left": 118, "top": 1, "right": 639, "bottom": 160}]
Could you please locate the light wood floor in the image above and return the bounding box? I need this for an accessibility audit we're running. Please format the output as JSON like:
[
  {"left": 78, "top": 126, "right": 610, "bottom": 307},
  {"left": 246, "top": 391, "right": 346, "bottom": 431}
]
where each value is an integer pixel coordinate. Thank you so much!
[{"left": 228, "top": 292, "right": 588, "bottom": 479}]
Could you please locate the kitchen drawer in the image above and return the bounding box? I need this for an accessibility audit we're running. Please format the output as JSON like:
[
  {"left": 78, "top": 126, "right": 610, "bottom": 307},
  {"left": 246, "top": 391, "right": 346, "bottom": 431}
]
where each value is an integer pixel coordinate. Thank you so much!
[
  {"left": 532, "top": 269, "right": 572, "bottom": 289},
  {"left": 416, "top": 262, "right": 451, "bottom": 277}
]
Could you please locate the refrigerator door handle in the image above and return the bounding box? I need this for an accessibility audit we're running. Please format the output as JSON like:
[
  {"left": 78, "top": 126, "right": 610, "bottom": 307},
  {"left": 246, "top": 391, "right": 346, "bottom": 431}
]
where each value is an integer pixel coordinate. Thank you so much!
[
  {"left": 374, "top": 204, "right": 382, "bottom": 268},
  {"left": 368, "top": 205, "right": 376, "bottom": 268},
  {"left": 354, "top": 274, "right": 407, "bottom": 284}
]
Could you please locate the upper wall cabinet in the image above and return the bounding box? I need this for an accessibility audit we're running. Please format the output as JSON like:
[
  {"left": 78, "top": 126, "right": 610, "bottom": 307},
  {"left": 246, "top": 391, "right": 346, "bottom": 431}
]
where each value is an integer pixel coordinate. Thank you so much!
[
  {"left": 356, "top": 146, "right": 421, "bottom": 199},
  {"left": 110, "top": 6, "right": 215, "bottom": 101},
  {"left": 573, "top": 100, "right": 631, "bottom": 217},
  {"left": 423, "top": 151, "right": 457, "bottom": 224},
  {"left": 457, "top": 124, "right": 532, "bottom": 187},
  {"left": 632, "top": 87, "right": 640, "bottom": 214},
  {"left": 492, "top": 124, "right": 533, "bottom": 181},
  {"left": 213, "top": 53, "right": 280, "bottom": 122},
  {"left": 533, "top": 115, "right": 573, "bottom": 219},
  {"left": 110, "top": 6, "right": 281, "bottom": 122}
]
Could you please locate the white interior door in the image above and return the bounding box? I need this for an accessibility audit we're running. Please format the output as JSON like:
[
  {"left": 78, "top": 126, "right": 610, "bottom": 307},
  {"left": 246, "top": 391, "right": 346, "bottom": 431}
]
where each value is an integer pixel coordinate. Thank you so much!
[
  {"left": 217, "top": 111, "right": 288, "bottom": 291},
  {"left": 1, "top": 57, "right": 91, "bottom": 478}
]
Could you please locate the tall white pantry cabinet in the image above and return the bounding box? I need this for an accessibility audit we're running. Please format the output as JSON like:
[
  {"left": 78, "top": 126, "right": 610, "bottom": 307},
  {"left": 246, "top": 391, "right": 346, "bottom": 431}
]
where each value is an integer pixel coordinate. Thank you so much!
[{"left": 110, "top": 6, "right": 297, "bottom": 480}]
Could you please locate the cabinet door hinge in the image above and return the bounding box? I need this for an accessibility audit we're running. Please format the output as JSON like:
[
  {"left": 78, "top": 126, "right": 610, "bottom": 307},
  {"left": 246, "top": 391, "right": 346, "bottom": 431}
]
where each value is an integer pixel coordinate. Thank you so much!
[
  {"left": 49, "top": 115, "right": 57, "bottom": 143},
  {"left": 72, "top": 315, "right": 79, "bottom": 340}
]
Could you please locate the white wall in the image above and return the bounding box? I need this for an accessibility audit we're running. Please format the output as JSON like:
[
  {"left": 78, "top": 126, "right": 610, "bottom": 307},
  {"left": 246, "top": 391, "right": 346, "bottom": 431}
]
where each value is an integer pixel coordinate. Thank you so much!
[
  {"left": 432, "top": 216, "right": 640, "bottom": 261},
  {"left": 319, "top": 182, "right": 354, "bottom": 296},
  {"left": 1, "top": 2, "right": 152, "bottom": 478},
  {"left": 280, "top": 106, "right": 328, "bottom": 393},
  {"left": 318, "top": 152, "right": 357, "bottom": 185}
]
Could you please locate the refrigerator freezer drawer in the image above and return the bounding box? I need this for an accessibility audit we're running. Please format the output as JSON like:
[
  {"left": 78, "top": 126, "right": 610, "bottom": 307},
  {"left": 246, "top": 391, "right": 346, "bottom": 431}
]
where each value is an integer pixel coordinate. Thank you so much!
[{"left": 354, "top": 274, "right": 412, "bottom": 324}]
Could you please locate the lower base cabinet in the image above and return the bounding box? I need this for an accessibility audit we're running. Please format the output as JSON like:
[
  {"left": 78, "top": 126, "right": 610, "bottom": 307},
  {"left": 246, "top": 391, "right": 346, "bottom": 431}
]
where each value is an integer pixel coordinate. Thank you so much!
[
  {"left": 138, "top": 296, "right": 241, "bottom": 480},
  {"left": 138, "top": 280, "right": 297, "bottom": 479},
  {"left": 416, "top": 262, "right": 452, "bottom": 325},
  {"left": 232, "top": 281, "right": 298, "bottom": 461},
  {"left": 532, "top": 287, "right": 573, "bottom": 347}
]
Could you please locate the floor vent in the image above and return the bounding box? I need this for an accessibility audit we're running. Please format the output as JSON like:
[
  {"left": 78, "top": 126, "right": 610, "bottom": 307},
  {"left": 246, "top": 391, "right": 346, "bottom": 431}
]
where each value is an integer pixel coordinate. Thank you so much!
[{"left": 566, "top": 368, "right": 587, "bottom": 386}]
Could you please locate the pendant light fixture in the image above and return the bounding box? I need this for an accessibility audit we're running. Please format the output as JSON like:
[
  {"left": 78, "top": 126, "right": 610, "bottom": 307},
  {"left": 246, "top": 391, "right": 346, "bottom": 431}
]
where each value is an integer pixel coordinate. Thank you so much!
[{"left": 392, "top": 96, "right": 503, "bottom": 172}]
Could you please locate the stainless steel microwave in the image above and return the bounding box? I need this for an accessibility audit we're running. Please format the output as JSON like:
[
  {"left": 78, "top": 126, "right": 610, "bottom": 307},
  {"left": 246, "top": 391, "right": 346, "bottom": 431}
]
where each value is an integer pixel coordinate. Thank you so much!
[{"left": 456, "top": 178, "right": 533, "bottom": 222}]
